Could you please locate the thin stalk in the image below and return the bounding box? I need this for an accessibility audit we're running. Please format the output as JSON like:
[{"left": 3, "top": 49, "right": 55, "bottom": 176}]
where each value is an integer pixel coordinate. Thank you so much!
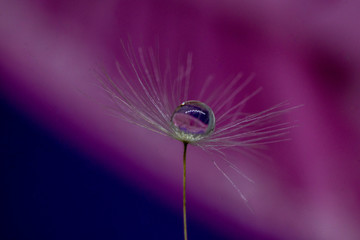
[{"left": 183, "top": 141, "right": 188, "bottom": 240}]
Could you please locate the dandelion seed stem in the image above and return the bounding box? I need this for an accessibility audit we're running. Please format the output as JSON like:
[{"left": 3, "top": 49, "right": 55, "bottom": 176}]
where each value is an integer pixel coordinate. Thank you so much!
[{"left": 183, "top": 141, "right": 188, "bottom": 240}]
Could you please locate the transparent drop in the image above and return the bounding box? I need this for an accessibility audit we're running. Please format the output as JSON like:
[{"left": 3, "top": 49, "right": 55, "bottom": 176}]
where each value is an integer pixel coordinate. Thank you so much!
[{"left": 171, "top": 100, "right": 215, "bottom": 142}]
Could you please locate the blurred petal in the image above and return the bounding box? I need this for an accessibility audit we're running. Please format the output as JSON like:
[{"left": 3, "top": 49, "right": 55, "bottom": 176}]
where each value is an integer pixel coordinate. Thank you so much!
[{"left": 1, "top": 1, "right": 360, "bottom": 240}]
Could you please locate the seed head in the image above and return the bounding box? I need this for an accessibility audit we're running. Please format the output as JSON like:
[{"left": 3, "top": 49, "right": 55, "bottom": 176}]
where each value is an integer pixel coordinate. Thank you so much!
[{"left": 100, "top": 43, "right": 294, "bottom": 155}]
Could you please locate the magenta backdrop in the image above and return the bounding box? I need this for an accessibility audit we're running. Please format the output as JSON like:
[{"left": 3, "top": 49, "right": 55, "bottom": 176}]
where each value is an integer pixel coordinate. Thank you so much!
[{"left": 1, "top": 1, "right": 360, "bottom": 240}]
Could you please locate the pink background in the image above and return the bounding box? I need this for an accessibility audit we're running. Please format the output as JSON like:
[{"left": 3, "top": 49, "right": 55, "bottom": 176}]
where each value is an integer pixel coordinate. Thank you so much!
[{"left": 1, "top": 1, "right": 360, "bottom": 239}]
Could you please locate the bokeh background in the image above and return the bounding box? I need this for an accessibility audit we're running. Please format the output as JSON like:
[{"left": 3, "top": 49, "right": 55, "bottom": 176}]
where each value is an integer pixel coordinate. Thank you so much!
[{"left": 1, "top": 1, "right": 360, "bottom": 240}]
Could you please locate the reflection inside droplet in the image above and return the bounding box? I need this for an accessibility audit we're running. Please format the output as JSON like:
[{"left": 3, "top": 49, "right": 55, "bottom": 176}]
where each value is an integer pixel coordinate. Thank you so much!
[{"left": 171, "top": 101, "right": 215, "bottom": 142}]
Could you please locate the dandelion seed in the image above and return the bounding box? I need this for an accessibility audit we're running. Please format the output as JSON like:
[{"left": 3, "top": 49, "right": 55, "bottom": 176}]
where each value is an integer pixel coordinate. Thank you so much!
[{"left": 99, "top": 42, "right": 295, "bottom": 240}]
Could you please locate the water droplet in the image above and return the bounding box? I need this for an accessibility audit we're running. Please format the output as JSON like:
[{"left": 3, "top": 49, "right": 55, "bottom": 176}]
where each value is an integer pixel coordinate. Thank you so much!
[{"left": 171, "top": 101, "right": 215, "bottom": 142}]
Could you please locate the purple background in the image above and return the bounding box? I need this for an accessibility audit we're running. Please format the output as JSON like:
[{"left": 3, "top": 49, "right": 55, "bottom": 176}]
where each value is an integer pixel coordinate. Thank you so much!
[{"left": 1, "top": 1, "right": 360, "bottom": 240}]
